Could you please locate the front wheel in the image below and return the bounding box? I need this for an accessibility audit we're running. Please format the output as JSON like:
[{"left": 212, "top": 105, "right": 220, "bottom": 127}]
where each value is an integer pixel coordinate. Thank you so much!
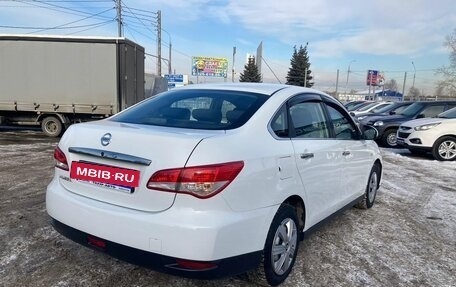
[
  {"left": 381, "top": 129, "right": 398, "bottom": 148},
  {"left": 432, "top": 136, "right": 456, "bottom": 161},
  {"left": 356, "top": 164, "right": 380, "bottom": 209},
  {"left": 246, "top": 204, "right": 299, "bottom": 286}
]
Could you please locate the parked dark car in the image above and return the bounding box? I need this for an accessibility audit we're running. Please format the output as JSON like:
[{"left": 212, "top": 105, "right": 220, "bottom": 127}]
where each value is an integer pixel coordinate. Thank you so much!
[
  {"left": 345, "top": 101, "right": 372, "bottom": 111},
  {"left": 360, "top": 101, "right": 456, "bottom": 147},
  {"left": 356, "top": 101, "right": 414, "bottom": 121}
]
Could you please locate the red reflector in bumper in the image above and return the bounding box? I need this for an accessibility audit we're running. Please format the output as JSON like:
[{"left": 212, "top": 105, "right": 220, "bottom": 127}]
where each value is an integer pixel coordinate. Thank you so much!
[
  {"left": 87, "top": 235, "right": 106, "bottom": 250},
  {"left": 175, "top": 259, "right": 218, "bottom": 271}
]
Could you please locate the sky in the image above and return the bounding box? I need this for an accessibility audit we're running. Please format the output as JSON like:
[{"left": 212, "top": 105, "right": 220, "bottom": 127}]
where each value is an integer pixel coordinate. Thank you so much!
[{"left": 1, "top": 0, "right": 455, "bottom": 95}]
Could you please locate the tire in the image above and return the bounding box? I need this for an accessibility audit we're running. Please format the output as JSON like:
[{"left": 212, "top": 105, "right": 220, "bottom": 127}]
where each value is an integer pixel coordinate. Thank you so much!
[
  {"left": 381, "top": 129, "right": 398, "bottom": 148},
  {"left": 245, "top": 204, "right": 300, "bottom": 286},
  {"left": 356, "top": 164, "right": 380, "bottom": 209},
  {"left": 432, "top": 136, "right": 456, "bottom": 161},
  {"left": 41, "top": 116, "right": 63, "bottom": 137}
]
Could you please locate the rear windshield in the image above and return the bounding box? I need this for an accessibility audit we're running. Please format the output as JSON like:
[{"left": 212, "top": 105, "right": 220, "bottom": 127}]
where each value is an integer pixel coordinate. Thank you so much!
[{"left": 110, "top": 89, "right": 269, "bottom": 130}]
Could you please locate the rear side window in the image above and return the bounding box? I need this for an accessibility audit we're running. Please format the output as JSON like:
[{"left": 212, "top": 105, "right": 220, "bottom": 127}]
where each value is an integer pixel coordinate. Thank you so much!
[
  {"left": 111, "top": 89, "right": 269, "bottom": 130},
  {"left": 420, "top": 105, "right": 445, "bottom": 118}
]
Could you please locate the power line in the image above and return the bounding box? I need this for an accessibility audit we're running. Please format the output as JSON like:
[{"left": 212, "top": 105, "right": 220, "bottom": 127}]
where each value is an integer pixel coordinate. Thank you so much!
[
  {"left": 0, "top": 20, "right": 114, "bottom": 30},
  {"left": 66, "top": 19, "right": 115, "bottom": 35},
  {"left": 18, "top": 0, "right": 112, "bottom": 2},
  {"left": 28, "top": 7, "right": 114, "bottom": 34},
  {"left": 261, "top": 56, "right": 282, "bottom": 84},
  {"left": 15, "top": 0, "right": 113, "bottom": 20}
]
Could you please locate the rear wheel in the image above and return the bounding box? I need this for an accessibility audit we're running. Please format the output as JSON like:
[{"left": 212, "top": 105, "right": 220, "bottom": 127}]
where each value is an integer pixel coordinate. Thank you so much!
[
  {"left": 41, "top": 116, "right": 63, "bottom": 137},
  {"left": 432, "top": 136, "right": 456, "bottom": 161},
  {"left": 381, "top": 129, "right": 398, "bottom": 148},
  {"left": 356, "top": 164, "right": 380, "bottom": 209},
  {"left": 245, "top": 204, "right": 299, "bottom": 286}
]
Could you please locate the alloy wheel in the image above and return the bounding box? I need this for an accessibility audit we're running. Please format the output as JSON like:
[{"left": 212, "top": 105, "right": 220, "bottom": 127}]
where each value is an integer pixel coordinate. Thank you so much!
[
  {"left": 438, "top": 140, "right": 456, "bottom": 160},
  {"left": 271, "top": 218, "right": 298, "bottom": 276}
]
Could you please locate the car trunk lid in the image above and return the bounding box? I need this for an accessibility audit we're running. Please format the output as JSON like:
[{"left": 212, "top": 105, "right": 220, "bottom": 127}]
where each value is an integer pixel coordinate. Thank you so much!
[{"left": 58, "top": 120, "right": 220, "bottom": 212}]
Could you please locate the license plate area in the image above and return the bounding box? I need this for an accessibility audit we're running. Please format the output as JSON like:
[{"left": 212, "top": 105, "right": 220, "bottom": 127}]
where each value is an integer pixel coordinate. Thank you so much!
[{"left": 70, "top": 161, "right": 140, "bottom": 193}]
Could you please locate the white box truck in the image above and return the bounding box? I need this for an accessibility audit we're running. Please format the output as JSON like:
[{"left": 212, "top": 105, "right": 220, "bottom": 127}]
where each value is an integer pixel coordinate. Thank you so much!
[{"left": 0, "top": 34, "right": 145, "bottom": 136}]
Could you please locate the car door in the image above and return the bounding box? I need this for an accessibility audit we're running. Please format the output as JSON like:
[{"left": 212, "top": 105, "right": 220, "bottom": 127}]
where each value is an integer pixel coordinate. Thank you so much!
[
  {"left": 324, "top": 102, "right": 373, "bottom": 203},
  {"left": 286, "top": 95, "right": 345, "bottom": 227}
]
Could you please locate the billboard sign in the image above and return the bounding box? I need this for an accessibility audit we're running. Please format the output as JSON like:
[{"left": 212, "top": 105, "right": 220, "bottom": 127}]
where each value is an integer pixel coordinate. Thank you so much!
[
  {"left": 192, "top": 56, "right": 228, "bottom": 78},
  {"left": 164, "top": 74, "right": 184, "bottom": 83},
  {"left": 164, "top": 74, "right": 185, "bottom": 90},
  {"left": 366, "top": 70, "right": 378, "bottom": 86},
  {"left": 366, "top": 70, "right": 384, "bottom": 86}
]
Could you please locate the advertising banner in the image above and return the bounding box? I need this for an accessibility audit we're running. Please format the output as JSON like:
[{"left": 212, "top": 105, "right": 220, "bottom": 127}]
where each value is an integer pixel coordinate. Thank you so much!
[
  {"left": 366, "top": 70, "right": 379, "bottom": 86},
  {"left": 192, "top": 56, "right": 228, "bottom": 78}
]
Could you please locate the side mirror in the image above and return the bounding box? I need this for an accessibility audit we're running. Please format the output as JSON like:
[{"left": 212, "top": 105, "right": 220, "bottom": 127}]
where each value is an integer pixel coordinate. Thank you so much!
[
  {"left": 350, "top": 112, "right": 355, "bottom": 117},
  {"left": 416, "top": 114, "right": 425, "bottom": 119},
  {"left": 389, "top": 111, "right": 396, "bottom": 115},
  {"left": 363, "top": 126, "right": 378, "bottom": 140}
]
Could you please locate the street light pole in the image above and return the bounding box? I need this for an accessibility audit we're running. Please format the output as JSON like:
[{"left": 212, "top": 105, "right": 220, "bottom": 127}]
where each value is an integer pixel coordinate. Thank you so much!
[{"left": 344, "top": 60, "right": 355, "bottom": 99}]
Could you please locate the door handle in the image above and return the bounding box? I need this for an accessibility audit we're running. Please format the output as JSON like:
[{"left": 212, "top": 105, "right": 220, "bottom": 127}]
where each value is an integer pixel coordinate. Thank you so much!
[
  {"left": 342, "top": 151, "right": 351, "bottom": 156},
  {"left": 300, "top": 153, "right": 314, "bottom": 159}
]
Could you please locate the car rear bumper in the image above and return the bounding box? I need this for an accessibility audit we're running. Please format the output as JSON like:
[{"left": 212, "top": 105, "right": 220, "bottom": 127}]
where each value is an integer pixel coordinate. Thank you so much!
[
  {"left": 50, "top": 218, "right": 262, "bottom": 279},
  {"left": 46, "top": 176, "right": 275, "bottom": 277}
]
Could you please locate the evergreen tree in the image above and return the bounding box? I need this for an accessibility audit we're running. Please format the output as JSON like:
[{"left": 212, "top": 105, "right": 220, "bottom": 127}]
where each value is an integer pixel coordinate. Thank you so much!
[
  {"left": 286, "top": 43, "right": 314, "bottom": 87},
  {"left": 239, "top": 56, "right": 262, "bottom": 83}
]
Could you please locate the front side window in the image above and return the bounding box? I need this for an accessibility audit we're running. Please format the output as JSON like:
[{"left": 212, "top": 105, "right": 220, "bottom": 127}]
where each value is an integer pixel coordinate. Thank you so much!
[
  {"left": 289, "top": 102, "right": 329, "bottom": 139},
  {"left": 326, "top": 104, "right": 359, "bottom": 140},
  {"left": 111, "top": 89, "right": 269, "bottom": 130}
]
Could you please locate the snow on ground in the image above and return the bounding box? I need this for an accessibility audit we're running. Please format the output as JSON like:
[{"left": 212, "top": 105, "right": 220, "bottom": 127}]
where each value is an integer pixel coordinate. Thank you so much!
[{"left": 0, "top": 131, "right": 455, "bottom": 287}]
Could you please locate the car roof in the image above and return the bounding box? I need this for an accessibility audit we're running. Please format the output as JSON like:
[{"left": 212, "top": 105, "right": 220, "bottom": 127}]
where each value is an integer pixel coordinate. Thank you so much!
[{"left": 179, "top": 83, "right": 315, "bottom": 96}]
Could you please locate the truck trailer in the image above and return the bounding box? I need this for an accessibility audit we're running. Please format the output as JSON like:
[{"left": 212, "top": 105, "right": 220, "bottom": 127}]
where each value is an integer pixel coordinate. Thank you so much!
[{"left": 0, "top": 34, "right": 145, "bottom": 136}]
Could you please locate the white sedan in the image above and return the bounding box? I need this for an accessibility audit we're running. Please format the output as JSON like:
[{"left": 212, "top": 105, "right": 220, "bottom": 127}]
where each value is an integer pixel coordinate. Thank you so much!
[
  {"left": 46, "top": 83, "right": 382, "bottom": 286},
  {"left": 397, "top": 107, "right": 456, "bottom": 161}
]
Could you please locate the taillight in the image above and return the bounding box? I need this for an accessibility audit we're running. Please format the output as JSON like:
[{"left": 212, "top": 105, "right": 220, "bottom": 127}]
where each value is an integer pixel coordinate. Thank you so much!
[
  {"left": 54, "top": 146, "right": 69, "bottom": 171},
  {"left": 147, "top": 161, "right": 244, "bottom": 199}
]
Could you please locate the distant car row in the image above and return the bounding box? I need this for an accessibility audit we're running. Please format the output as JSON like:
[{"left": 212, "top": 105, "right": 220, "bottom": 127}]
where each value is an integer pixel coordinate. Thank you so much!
[{"left": 344, "top": 100, "right": 456, "bottom": 161}]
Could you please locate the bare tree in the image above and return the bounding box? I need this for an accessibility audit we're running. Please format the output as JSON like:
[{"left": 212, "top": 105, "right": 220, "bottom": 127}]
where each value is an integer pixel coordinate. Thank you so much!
[
  {"left": 436, "top": 28, "right": 456, "bottom": 98},
  {"left": 384, "top": 79, "right": 398, "bottom": 91},
  {"left": 408, "top": 86, "right": 421, "bottom": 100}
]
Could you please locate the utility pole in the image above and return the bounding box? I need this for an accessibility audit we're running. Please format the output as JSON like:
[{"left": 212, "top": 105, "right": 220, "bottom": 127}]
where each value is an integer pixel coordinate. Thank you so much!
[
  {"left": 402, "top": 72, "right": 407, "bottom": 100},
  {"left": 411, "top": 61, "right": 416, "bottom": 100},
  {"left": 116, "top": 0, "right": 122, "bottom": 37},
  {"left": 156, "top": 10, "right": 162, "bottom": 76},
  {"left": 344, "top": 60, "right": 355, "bottom": 98},
  {"left": 304, "top": 67, "right": 308, "bottom": 87},
  {"left": 335, "top": 69, "right": 339, "bottom": 98},
  {"left": 232, "top": 46, "right": 236, "bottom": 82}
]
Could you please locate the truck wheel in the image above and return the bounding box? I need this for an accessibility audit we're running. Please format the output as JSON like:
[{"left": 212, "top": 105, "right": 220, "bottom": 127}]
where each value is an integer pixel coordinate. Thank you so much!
[
  {"left": 41, "top": 116, "right": 63, "bottom": 137},
  {"left": 381, "top": 129, "right": 398, "bottom": 148}
]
